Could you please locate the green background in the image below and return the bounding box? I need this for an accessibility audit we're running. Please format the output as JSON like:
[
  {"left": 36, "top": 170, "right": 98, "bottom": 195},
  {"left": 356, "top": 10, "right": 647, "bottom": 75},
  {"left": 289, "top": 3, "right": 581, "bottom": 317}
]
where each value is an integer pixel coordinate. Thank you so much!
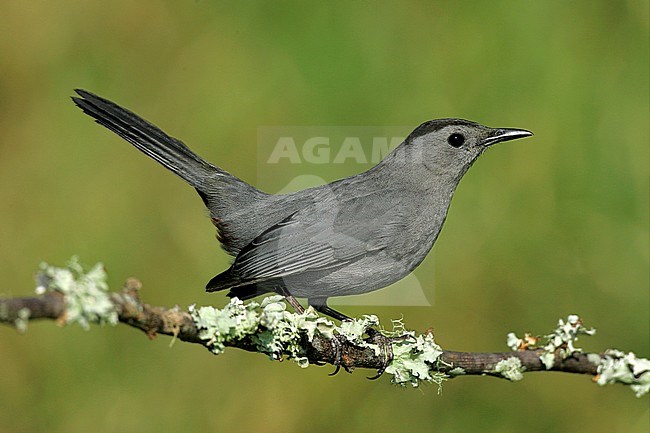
[{"left": 0, "top": 1, "right": 648, "bottom": 432}]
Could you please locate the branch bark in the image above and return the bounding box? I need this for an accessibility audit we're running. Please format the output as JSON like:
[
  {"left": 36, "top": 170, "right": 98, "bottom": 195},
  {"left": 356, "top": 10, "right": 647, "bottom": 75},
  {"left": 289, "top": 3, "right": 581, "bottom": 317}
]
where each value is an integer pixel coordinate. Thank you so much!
[{"left": 0, "top": 279, "right": 601, "bottom": 378}]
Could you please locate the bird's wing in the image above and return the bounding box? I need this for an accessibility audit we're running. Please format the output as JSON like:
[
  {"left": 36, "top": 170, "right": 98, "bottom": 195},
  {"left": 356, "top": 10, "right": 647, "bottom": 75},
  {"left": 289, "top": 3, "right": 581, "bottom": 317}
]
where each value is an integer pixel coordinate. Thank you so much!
[{"left": 231, "top": 191, "right": 405, "bottom": 281}]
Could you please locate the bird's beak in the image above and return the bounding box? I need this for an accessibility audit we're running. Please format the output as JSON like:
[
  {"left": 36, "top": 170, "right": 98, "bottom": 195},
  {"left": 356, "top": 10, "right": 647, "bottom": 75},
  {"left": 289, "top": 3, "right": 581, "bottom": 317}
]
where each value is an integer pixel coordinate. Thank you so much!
[{"left": 483, "top": 128, "right": 533, "bottom": 146}]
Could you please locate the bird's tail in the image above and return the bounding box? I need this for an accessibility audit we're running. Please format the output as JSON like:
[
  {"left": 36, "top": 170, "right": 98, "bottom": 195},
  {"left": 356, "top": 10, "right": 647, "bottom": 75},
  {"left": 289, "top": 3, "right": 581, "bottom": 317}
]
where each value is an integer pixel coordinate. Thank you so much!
[
  {"left": 72, "top": 89, "right": 224, "bottom": 190},
  {"left": 72, "top": 89, "right": 270, "bottom": 256},
  {"left": 206, "top": 268, "right": 271, "bottom": 300}
]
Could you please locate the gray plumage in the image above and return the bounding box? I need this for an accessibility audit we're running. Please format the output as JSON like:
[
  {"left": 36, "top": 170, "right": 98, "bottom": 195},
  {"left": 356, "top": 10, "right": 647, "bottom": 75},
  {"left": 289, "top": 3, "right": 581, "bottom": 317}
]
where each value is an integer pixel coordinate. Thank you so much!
[{"left": 72, "top": 89, "right": 532, "bottom": 320}]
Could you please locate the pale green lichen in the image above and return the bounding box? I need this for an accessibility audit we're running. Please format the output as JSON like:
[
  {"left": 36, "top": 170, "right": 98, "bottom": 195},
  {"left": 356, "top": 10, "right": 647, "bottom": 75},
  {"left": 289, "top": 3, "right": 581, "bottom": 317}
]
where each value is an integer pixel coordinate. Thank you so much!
[
  {"left": 594, "top": 349, "right": 650, "bottom": 398},
  {"left": 189, "top": 295, "right": 385, "bottom": 366},
  {"left": 448, "top": 367, "right": 466, "bottom": 377},
  {"left": 15, "top": 307, "right": 30, "bottom": 333},
  {"left": 540, "top": 315, "right": 596, "bottom": 368},
  {"left": 507, "top": 314, "right": 595, "bottom": 369},
  {"left": 189, "top": 297, "right": 445, "bottom": 387},
  {"left": 338, "top": 314, "right": 382, "bottom": 356},
  {"left": 189, "top": 298, "right": 260, "bottom": 355},
  {"left": 506, "top": 332, "right": 523, "bottom": 351},
  {"left": 190, "top": 295, "right": 340, "bottom": 367},
  {"left": 506, "top": 314, "right": 650, "bottom": 396},
  {"left": 495, "top": 357, "right": 525, "bottom": 381},
  {"left": 384, "top": 322, "right": 445, "bottom": 388},
  {"left": 36, "top": 257, "right": 118, "bottom": 329}
]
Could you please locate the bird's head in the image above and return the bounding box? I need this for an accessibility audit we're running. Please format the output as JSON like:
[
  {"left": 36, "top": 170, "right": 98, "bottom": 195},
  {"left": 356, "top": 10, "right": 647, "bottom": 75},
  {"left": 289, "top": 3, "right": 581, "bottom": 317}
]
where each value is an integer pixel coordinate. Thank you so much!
[{"left": 400, "top": 118, "right": 533, "bottom": 181}]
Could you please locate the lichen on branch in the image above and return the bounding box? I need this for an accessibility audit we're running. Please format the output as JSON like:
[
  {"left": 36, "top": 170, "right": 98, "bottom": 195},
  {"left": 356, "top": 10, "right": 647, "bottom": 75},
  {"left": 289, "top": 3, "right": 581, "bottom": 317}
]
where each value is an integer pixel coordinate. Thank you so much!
[{"left": 0, "top": 257, "right": 647, "bottom": 396}]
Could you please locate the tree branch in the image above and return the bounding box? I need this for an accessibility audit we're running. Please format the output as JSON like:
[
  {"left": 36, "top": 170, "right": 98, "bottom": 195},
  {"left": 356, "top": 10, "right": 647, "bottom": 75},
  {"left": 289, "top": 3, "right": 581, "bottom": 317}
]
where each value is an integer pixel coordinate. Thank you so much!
[
  {"left": 0, "top": 290, "right": 600, "bottom": 374},
  {"left": 1, "top": 258, "right": 648, "bottom": 396}
]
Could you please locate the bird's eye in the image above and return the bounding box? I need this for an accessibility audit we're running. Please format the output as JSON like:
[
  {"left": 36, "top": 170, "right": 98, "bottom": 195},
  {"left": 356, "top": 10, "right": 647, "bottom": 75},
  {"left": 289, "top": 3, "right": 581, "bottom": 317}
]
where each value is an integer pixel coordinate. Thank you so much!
[{"left": 447, "top": 133, "right": 465, "bottom": 148}]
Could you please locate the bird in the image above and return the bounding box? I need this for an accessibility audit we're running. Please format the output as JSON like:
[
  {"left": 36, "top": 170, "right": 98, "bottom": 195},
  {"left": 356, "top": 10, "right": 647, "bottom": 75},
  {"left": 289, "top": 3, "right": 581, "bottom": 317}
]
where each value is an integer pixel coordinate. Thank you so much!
[{"left": 72, "top": 89, "right": 532, "bottom": 322}]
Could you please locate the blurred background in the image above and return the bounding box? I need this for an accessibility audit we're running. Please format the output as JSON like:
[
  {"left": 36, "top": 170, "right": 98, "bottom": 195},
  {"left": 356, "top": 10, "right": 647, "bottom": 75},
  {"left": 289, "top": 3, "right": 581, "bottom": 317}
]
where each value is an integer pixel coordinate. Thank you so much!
[{"left": 0, "top": 1, "right": 647, "bottom": 432}]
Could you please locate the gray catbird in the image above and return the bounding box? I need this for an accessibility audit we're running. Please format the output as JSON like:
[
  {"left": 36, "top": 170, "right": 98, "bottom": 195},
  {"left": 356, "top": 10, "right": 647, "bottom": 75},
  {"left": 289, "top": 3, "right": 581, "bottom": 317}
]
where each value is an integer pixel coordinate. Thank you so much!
[{"left": 72, "top": 89, "right": 532, "bottom": 321}]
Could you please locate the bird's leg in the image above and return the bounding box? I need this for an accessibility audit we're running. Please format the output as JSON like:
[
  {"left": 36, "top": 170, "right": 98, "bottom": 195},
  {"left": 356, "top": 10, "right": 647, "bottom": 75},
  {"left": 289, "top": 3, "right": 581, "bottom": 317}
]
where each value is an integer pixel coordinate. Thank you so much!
[
  {"left": 285, "top": 295, "right": 305, "bottom": 314},
  {"left": 308, "top": 297, "right": 351, "bottom": 375},
  {"left": 277, "top": 287, "right": 330, "bottom": 366},
  {"left": 308, "top": 298, "right": 352, "bottom": 322},
  {"left": 275, "top": 286, "right": 305, "bottom": 314}
]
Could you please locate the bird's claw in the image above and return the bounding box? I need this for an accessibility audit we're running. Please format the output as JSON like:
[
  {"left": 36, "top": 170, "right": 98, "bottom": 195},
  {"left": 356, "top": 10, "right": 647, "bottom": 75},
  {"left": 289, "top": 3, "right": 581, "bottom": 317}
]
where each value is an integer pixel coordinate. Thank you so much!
[
  {"left": 365, "top": 327, "right": 393, "bottom": 380},
  {"left": 328, "top": 334, "right": 343, "bottom": 376},
  {"left": 324, "top": 325, "right": 393, "bottom": 378}
]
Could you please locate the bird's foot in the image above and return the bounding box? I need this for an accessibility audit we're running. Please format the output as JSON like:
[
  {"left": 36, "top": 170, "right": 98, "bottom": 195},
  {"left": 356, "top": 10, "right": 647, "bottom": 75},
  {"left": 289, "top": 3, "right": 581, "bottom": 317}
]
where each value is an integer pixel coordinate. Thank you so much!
[
  {"left": 328, "top": 334, "right": 343, "bottom": 376},
  {"left": 365, "top": 327, "right": 393, "bottom": 380},
  {"left": 325, "top": 325, "right": 394, "bottom": 378},
  {"left": 328, "top": 334, "right": 356, "bottom": 376}
]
